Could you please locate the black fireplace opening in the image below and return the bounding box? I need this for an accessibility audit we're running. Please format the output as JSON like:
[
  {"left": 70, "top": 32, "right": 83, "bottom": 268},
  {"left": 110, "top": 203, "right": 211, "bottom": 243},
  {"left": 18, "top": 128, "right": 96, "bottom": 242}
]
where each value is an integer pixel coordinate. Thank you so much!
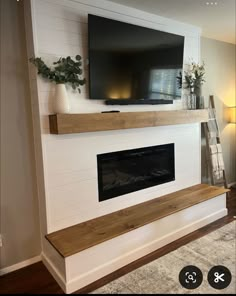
[{"left": 97, "top": 143, "right": 175, "bottom": 202}]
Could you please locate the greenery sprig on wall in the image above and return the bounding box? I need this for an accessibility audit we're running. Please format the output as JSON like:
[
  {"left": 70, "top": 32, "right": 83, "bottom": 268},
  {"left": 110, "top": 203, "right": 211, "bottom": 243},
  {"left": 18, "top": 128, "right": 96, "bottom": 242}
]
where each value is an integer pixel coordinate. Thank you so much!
[{"left": 30, "top": 55, "right": 86, "bottom": 92}]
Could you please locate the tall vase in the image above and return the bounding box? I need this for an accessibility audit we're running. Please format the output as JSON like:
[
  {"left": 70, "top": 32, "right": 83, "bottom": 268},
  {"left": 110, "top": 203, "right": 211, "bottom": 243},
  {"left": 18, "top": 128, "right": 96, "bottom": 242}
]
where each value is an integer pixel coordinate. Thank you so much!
[
  {"left": 194, "top": 86, "right": 201, "bottom": 109},
  {"left": 185, "top": 87, "right": 196, "bottom": 110},
  {"left": 54, "top": 83, "right": 70, "bottom": 114}
]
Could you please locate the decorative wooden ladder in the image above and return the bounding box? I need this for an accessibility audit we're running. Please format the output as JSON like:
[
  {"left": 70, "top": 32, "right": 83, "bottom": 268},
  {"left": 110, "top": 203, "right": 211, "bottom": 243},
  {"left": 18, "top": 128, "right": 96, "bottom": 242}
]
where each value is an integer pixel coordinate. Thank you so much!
[{"left": 203, "top": 95, "right": 228, "bottom": 188}]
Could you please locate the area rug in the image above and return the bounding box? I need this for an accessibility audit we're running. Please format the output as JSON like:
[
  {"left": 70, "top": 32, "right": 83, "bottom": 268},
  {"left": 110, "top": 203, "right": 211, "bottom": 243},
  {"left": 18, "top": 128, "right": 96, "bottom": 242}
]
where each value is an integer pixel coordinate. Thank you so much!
[{"left": 91, "top": 221, "right": 236, "bottom": 294}]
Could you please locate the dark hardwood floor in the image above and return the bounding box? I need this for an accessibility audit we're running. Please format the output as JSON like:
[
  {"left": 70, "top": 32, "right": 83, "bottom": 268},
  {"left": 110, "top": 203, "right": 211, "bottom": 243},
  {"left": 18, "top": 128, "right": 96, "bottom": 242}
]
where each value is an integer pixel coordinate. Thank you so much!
[{"left": 0, "top": 188, "right": 235, "bottom": 294}]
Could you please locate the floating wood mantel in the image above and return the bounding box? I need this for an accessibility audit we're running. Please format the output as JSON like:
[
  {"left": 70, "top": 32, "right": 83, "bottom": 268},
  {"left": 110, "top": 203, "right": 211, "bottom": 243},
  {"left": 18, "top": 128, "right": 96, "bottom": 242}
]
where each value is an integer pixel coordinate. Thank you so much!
[{"left": 49, "top": 109, "right": 208, "bottom": 134}]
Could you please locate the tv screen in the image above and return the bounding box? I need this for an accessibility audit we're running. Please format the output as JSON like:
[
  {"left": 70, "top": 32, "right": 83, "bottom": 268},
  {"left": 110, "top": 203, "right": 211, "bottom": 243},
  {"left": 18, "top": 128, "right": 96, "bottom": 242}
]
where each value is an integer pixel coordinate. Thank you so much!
[{"left": 88, "top": 14, "right": 184, "bottom": 105}]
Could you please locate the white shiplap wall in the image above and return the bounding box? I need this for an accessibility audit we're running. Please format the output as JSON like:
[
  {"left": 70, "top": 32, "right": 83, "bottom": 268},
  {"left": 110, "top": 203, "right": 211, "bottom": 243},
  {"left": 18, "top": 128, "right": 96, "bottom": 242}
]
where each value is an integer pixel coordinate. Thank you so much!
[{"left": 30, "top": 0, "right": 202, "bottom": 233}]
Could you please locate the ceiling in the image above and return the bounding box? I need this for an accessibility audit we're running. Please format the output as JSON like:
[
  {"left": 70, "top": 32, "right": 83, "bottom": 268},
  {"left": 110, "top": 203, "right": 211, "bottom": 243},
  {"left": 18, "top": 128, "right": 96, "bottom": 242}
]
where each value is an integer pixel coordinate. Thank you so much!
[{"left": 108, "top": 0, "right": 236, "bottom": 44}]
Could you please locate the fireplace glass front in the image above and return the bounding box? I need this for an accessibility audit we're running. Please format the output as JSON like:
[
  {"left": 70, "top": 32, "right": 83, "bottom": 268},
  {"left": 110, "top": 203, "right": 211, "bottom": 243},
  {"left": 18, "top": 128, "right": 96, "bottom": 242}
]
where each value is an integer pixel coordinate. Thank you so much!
[{"left": 97, "top": 143, "right": 175, "bottom": 202}]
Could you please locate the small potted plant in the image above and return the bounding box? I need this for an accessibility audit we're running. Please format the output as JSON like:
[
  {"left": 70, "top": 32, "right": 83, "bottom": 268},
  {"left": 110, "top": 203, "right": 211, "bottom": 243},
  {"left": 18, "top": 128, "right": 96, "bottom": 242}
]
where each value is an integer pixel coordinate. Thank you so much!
[{"left": 30, "top": 55, "right": 86, "bottom": 113}]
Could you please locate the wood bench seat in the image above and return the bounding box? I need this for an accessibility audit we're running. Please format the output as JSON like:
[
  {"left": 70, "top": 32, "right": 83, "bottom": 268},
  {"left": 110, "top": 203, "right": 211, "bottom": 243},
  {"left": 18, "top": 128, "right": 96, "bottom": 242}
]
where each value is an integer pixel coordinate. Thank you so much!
[{"left": 46, "top": 184, "right": 229, "bottom": 258}]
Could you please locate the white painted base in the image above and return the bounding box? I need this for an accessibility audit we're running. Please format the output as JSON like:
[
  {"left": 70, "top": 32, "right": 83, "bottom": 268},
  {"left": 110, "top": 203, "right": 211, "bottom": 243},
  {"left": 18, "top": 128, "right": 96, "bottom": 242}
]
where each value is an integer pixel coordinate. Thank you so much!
[
  {"left": 0, "top": 255, "right": 41, "bottom": 276},
  {"left": 42, "top": 194, "right": 227, "bottom": 294}
]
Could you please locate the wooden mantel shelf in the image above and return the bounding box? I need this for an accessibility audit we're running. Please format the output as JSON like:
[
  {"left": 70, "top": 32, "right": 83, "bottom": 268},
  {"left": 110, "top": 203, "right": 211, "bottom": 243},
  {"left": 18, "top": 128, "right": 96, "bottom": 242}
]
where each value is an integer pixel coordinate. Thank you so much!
[{"left": 49, "top": 109, "right": 208, "bottom": 134}]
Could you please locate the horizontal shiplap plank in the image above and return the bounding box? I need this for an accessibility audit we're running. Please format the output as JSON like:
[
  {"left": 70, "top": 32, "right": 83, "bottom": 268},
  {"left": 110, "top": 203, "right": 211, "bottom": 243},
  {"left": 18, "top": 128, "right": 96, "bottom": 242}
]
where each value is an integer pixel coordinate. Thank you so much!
[
  {"left": 38, "top": 41, "right": 86, "bottom": 56},
  {"left": 37, "top": 28, "right": 87, "bottom": 48},
  {"left": 35, "top": 0, "right": 88, "bottom": 23},
  {"left": 37, "top": 13, "right": 88, "bottom": 34}
]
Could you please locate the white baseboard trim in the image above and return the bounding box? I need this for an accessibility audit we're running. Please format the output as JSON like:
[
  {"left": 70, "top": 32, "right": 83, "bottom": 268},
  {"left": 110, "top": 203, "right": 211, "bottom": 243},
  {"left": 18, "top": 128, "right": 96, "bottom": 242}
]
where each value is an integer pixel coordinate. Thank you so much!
[
  {"left": 0, "top": 255, "right": 41, "bottom": 276},
  {"left": 66, "top": 208, "right": 227, "bottom": 294},
  {"left": 42, "top": 253, "right": 66, "bottom": 292}
]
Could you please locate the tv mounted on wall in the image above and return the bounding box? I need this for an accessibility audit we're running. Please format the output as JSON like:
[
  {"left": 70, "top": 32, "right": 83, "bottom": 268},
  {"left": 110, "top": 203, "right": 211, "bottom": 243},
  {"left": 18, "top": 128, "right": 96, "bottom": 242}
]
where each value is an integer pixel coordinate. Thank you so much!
[{"left": 88, "top": 14, "right": 185, "bottom": 105}]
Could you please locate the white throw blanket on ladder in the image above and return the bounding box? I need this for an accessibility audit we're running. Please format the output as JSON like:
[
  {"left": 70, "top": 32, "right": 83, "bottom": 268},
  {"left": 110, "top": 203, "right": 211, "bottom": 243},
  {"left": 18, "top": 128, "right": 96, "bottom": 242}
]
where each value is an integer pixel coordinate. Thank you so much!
[
  {"left": 209, "top": 143, "right": 225, "bottom": 179},
  {"left": 207, "top": 107, "right": 225, "bottom": 180}
]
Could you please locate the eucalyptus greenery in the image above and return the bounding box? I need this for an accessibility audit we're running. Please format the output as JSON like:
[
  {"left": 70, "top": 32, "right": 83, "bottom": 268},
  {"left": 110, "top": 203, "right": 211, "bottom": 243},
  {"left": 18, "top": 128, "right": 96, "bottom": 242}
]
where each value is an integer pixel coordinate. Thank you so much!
[{"left": 30, "top": 55, "right": 86, "bottom": 92}]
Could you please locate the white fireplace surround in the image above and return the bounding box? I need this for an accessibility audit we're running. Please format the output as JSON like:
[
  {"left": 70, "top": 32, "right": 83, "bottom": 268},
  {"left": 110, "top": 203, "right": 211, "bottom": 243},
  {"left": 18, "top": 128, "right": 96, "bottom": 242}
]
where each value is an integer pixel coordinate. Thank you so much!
[{"left": 44, "top": 123, "right": 201, "bottom": 232}]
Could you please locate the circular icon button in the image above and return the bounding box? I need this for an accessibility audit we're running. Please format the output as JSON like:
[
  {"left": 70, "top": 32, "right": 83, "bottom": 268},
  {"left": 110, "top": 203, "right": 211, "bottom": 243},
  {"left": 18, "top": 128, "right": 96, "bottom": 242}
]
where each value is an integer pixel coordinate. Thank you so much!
[
  {"left": 208, "top": 265, "right": 232, "bottom": 289},
  {"left": 179, "top": 265, "right": 203, "bottom": 289}
]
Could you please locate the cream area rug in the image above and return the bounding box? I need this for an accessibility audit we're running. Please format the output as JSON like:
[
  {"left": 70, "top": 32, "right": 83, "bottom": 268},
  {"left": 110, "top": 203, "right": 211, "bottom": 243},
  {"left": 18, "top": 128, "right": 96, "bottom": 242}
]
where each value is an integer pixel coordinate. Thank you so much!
[{"left": 91, "top": 221, "right": 236, "bottom": 294}]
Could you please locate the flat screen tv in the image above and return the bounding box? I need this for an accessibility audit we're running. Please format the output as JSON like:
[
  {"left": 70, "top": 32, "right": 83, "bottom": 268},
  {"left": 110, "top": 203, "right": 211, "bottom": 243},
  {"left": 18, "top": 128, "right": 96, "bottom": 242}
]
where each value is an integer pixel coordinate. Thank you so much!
[{"left": 88, "top": 14, "right": 185, "bottom": 105}]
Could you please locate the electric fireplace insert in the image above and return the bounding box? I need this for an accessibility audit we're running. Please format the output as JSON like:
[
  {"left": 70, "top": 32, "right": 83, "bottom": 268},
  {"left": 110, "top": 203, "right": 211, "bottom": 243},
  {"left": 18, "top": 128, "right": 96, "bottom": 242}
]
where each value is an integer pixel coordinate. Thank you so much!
[{"left": 97, "top": 143, "right": 175, "bottom": 202}]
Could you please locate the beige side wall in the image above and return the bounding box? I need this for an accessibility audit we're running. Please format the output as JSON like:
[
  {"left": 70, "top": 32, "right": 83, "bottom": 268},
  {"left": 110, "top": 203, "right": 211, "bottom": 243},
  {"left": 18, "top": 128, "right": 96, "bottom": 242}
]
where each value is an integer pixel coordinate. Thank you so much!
[
  {"left": 0, "top": 0, "right": 41, "bottom": 269},
  {"left": 201, "top": 37, "right": 236, "bottom": 185}
]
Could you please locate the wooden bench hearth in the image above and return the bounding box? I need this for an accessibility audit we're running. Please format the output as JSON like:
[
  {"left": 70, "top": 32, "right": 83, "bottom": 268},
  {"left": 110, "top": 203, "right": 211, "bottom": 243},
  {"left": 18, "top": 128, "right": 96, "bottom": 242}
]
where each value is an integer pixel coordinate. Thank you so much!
[{"left": 46, "top": 184, "right": 229, "bottom": 258}]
